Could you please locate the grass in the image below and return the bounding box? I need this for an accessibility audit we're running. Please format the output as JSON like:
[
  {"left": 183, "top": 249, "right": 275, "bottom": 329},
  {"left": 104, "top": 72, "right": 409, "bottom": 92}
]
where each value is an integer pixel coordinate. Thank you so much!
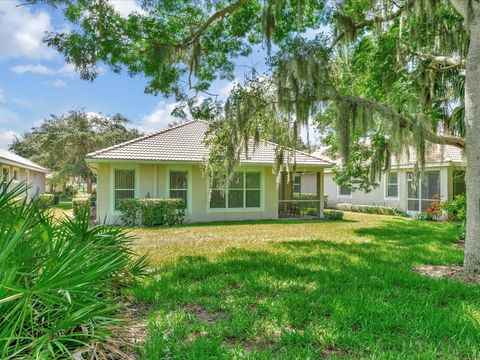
[{"left": 131, "top": 213, "right": 480, "bottom": 359}]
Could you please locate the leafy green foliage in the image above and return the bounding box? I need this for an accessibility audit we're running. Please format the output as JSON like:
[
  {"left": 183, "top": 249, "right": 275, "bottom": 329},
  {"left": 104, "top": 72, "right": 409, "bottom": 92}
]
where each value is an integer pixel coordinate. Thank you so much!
[
  {"left": 337, "top": 203, "right": 405, "bottom": 216},
  {"left": 324, "top": 209, "right": 344, "bottom": 220},
  {"left": 72, "top": 197, "right": 91, "bottom": 220},
  {"left": 0, "top": 181, "right": 148, "bottom": 358},
  {"left": 118, "top": 198, "right": 185, "bottom": 227},
  {"left": 9, "top": 109, "right": 142, "bottom": 185},
  {"left": 35, "top": 193, "right": 55, "bottom": 210},
  {"left": 444, "top": 193, "right": 467, "bottom": 239}
]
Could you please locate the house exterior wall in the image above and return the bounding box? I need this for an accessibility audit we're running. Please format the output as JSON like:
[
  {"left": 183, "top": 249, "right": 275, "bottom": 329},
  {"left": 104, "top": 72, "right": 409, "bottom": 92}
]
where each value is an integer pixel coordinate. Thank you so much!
[
  {"left": 324, "top": 165, "right": 457, "bottom": 212},
  {"left": 300, "top": 173, "right": 317, "bottom": 194},
  {"left": 93, "top": 161, "right": 299, "bottom": 224},
  {"left": 0, "top": 161, "right": 45, "bottom": 199}
]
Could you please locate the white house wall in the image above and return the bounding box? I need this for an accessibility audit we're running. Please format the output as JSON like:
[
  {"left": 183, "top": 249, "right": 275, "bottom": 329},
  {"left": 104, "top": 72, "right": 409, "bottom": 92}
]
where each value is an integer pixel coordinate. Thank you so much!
[{"left": 324, "top": 167, "right": 450, "bottom": 212}]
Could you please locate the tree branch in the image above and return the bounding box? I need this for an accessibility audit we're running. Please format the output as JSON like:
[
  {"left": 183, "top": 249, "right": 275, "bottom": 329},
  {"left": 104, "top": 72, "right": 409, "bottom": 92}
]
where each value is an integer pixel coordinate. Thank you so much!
[
  {"left": 332, "top": 0, "right": 415, "bottom": 46},
  {"left": 408, "top": 49, "right": 466, "bottom": 69},
  {"left": 170, "top": 0, "right": 248, "bottom": 47},
  {"left": 336, "top": 95, "right": 466, "bottom": 149}
]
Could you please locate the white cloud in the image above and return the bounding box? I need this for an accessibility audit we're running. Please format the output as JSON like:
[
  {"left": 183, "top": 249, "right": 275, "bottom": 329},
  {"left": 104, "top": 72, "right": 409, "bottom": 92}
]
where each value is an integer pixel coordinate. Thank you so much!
[
  {"left": 11, "top": 64, "right": 55, "bottom": 75},
  {"left": 0, "top": 128, "right": 20, "bottom": 150},
  {"left": 140, "top": 101, "right": 185, "bottom": 132},
  {"left": 0, "top": 1, "right": 56, "bottom": 61},
  {"left": 109, "top": 0, "right": 145, "bottom": 17},
  {"left": 0, "top": 107, "right": 21, "bottom": 125},
  {"left": 11, "top": 98, "right": 31, "bottom": 107},
  {"left": 218, "top": 79, "right": 238, "bottom": 99},
  {"left": 57, "top": 63, "right": 77, "bottom": 77},
  {"left": 0, "top": 89, "right": 5, "bottom": 103},
  {"left": 52, "top": 79, "right": 67, "bottom": 88}
]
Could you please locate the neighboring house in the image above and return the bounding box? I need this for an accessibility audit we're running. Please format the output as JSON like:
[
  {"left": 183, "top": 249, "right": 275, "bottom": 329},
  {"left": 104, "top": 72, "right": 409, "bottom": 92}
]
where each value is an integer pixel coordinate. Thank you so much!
[
  {"left": 0, "top": 150, "right": 48, "bottom": 198},
  {"left": 311, "top": 144, "right": 466, "bottom": 213},
  {"left": 86, "top": 120, "right": 331, "bottom": 224}
]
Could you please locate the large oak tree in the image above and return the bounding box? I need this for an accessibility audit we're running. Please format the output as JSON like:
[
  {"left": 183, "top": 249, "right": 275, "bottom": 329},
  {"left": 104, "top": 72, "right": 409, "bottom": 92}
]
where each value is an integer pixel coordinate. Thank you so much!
[{"left": 33, "top": 0, "right": 479, "bottom": 272}]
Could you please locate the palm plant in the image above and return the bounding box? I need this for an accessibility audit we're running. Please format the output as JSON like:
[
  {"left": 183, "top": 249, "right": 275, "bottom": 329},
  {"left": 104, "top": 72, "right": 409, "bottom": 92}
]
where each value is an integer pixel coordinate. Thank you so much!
[{"left": 0, "top": 180, "right": 148, "bottom": 359}]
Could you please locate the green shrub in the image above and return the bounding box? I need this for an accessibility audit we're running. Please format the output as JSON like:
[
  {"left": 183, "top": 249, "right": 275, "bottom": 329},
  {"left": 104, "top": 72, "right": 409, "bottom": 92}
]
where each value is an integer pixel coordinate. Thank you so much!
[
  {"left": 72, "top": 197, "right": 91, "bottom": 220},
  {"left": 336, "top": 203, "right": 404, "bottom": 216},
  {"left": 0, "top": 180, "right": 148, "bottom": 358},
  {"left": 53, "top": 193, "right": 60, "bottom": 205},
  {"left": 324, "top": 210, "right": 344, "bottom": 220},
  {"left": 413, "top": 211, "right": 433, "bottom": 221},
  {"left": 118, "top": 198, "right": 185, "bottom": 227},
  {"left": 118, "top": 198, "right": 141, "bottom": 226},
  {"left": 443, "top": 193, "right": 466, "bottom": 239},
  {"left": 36, "top": 193, "right": 54, "bottom": 209},
  {"left": 139, "top": 198, "right": 185, "bottom": 226}
]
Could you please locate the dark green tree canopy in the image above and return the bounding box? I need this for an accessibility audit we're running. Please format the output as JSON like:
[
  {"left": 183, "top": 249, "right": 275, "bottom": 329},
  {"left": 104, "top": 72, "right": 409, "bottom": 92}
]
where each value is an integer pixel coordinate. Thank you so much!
[{"left": 10, "top": 109, "right": 142, "bottom": 183}]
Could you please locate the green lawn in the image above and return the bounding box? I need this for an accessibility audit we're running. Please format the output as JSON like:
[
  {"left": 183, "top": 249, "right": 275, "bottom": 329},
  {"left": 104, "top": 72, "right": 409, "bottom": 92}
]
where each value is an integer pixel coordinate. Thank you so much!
[{"left": 130, "top": 213, "right": 480, "bottom": 359}]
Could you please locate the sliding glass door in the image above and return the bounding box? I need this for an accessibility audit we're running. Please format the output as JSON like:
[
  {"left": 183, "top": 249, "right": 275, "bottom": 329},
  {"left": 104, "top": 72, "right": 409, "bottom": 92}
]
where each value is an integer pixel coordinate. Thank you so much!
[{"left": 407, "top": 171, "right": 440, "bottom": 212}]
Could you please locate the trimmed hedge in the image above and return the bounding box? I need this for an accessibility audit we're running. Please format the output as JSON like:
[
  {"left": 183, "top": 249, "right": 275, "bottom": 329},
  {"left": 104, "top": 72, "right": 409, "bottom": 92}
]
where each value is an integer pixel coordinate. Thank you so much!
[
  {"left": 336, "top": 203, "right": 405, "bottom": 216},
  {"left": 324, "top": 210, "right": 344, "bottom": 220},
  {"left": 36, "top": 194, "right": 54, "bottom": 210},
  {"left": 118, "top": 198, "right": 185, "bottom": 227},
  {"left": 72, "top": 197, "right": 90, "bottom": 220}
]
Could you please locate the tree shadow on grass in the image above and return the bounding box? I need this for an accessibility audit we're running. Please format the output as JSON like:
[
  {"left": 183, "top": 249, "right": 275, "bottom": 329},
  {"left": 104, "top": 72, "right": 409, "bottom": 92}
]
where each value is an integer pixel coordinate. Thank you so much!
[
  {"left": 135, "top": 219, "right": 480, "bottom": 359},
  {"left": 138, "top": 218, "right": 357, "bottom": 231}
]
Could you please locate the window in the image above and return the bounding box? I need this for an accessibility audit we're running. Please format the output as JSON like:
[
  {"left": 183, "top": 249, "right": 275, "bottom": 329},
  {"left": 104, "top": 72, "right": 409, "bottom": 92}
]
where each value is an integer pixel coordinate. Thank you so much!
[
  {"left": 12, "top": 168, "right": 19, "bottom": 181},
  {"left": 114, "top": 169, "right": 135, "bottom": 210},
  {"left": 386, "top": 172, "right": 398, "bottom": 198},
  {"left": 339, "top": 184, "right": 351, "bottom": 196},
  {"left": 293, "top": 175, "right": 301, "bottom": 194},
  {"left": 169, "top": 171, "right": 188, "bottom": 208},
  {"left": 209, "top": 171, "right": 261, "bottom": 209},
  {"left": 407, "top": 171, "right": 440, "bottom": 211}
]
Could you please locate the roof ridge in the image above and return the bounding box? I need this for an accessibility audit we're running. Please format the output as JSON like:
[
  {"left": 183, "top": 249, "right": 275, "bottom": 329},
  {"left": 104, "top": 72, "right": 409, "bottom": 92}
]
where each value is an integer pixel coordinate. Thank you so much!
[
  {"left": 260, "top": 139, "right": 334, "bottom": 164},
  {"left": 86, "top": 119, "right": 202, "bottom": 158}
]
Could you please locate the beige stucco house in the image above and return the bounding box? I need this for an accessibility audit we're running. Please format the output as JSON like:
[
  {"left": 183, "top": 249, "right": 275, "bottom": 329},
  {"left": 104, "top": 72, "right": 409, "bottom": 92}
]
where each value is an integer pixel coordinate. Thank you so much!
[
  {"left": 0, "top": 150, "right": 48, "bottom": 198},
  {"left": 310, "top": 144, "right": 466, "bottom": 213},
  {"left": 86, "top": 120, "right": 331, "bottom": 224}
]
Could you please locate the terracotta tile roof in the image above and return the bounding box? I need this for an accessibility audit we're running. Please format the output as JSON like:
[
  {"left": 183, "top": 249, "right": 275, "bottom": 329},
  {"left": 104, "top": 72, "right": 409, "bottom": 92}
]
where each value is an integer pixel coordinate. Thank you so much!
[
  {"left": 0, "top": 150, "right": 48, "bottom": 173},
  {"left": 391, "top": 143, "right": 465, "bottom": 165},
  {"left": 313, "top": 142, "right": 465, "bottom": 169},
  {"left": 87, "top": 120, "right": 331, "bottom": 167}
]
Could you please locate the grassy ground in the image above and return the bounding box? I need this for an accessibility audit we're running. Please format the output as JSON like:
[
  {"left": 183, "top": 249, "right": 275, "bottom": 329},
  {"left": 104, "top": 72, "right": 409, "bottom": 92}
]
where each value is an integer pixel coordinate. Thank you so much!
[{"left": 130, "top": 213, "right": 480, "bottom": 359}]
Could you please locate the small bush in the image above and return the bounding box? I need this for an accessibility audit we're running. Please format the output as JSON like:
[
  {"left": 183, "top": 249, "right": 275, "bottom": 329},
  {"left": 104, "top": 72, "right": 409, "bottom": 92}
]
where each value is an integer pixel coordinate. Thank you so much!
[
  {"left": 53, "top": 193, "right": 60, "bottom": 205},
  {"left": 118, "top": 198, "right": 141, "bottom": 226},
  {"left": 118, "top": 198, "right": 185, "bottom": 227},
  {"left": 414, "top": 211, "right": 433, "bottom": 221},
  {"left": 36, "top": 193, "right": 54, "bottom": 210},
  {"left": 0, "top": 181, "right": 148, "bottom": 358},
  {"left": 72, "top": 197, "right": 91, "bottom": 220},
  {"left": 337, "top": 203, "right": 404, "bottom": 216},
  {"left": 324, "top": 210, "right": 344, "bottom": 220},
  {"left": 443, "top": 193, "right": 466, "bottom": 239}
]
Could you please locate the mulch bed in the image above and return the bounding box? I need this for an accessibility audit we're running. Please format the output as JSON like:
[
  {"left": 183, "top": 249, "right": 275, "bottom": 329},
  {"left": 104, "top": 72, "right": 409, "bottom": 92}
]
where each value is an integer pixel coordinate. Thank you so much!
[{"left": 413, "top": 264, "right": 480, "bottom": 284}]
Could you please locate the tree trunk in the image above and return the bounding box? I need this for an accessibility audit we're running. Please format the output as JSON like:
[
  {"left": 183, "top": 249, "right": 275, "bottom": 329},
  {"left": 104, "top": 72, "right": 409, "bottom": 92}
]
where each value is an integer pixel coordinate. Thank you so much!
[
  {"left": 464, "top": 19, "right": 480, "bottom": 273},
  {"left": 87, "top": 178, "right": 93, "bottom": 194}
]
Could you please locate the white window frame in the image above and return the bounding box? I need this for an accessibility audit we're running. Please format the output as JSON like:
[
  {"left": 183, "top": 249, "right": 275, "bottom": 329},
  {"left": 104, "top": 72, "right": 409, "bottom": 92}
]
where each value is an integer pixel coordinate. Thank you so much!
[
  {"left": 110, "top": 165, "right": 139, "bottom": 215},
  {"left": 207, "top": 169, "right": 264, "bottom": 213},
  {"left": 338, "top": 184, "right": 352, "bottom": 198},
  {"left": 12, "top": 167, "right": 20, "bottom": 183},
  {"left": 166, "top": 165, "right": 192, "bottom": 214},
  {"left": 384, "top": 171, "right": 399, "bottom": 200},
  {"left": 406, "top": 171, "right": 441, "bottom": 212}
]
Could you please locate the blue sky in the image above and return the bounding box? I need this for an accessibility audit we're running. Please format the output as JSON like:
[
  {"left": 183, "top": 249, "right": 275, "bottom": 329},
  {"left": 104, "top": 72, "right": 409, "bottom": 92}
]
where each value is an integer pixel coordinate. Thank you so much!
[{"left": 0, "top": 0, "right": 317, "bottom": 150}]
